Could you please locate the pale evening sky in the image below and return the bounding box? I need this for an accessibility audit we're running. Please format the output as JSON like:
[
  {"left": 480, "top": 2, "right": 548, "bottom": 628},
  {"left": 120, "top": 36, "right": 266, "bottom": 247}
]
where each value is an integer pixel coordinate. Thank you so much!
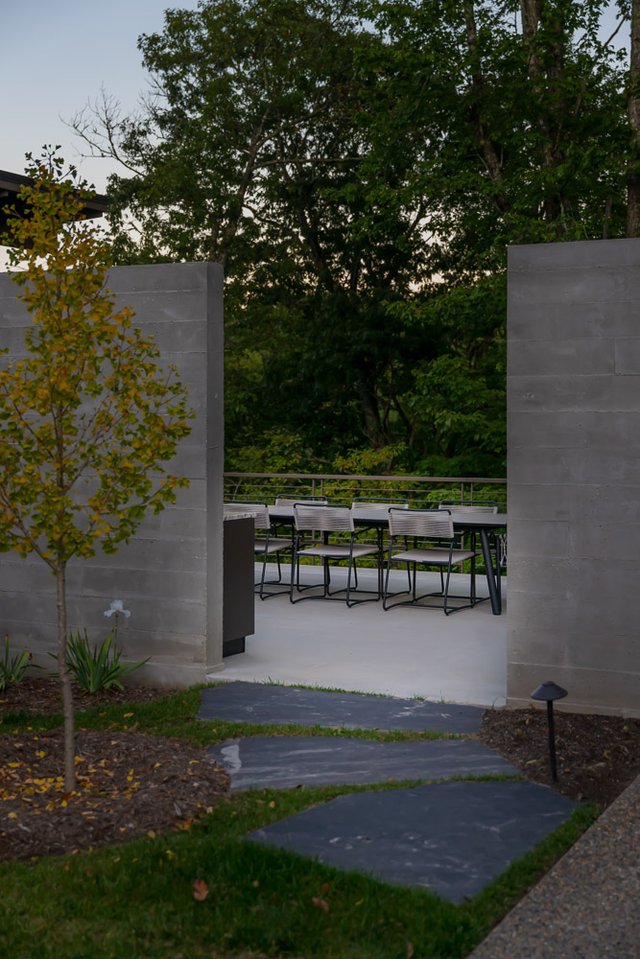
[
  {"left": 2, "top": 1, "right": 630, "bottom": 195},
  {"left": 3, "top": 0, "right": 202, "bottom": 193}
]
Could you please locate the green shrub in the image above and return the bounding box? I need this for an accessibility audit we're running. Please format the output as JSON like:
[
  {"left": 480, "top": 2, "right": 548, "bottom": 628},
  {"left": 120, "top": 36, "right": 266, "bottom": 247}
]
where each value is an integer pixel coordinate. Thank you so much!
[
  {"left": 65, "top": 629, "right": 148, "bottom": 693},
  {"left": 0, "top": 634, "right": 33, "bottom": 691}
]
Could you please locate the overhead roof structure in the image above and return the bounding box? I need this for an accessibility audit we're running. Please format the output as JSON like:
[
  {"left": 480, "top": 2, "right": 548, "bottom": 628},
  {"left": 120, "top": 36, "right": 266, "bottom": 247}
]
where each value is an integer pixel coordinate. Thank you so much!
[{"left": 0, "top": 169, "right": 109, "bottom": 237}]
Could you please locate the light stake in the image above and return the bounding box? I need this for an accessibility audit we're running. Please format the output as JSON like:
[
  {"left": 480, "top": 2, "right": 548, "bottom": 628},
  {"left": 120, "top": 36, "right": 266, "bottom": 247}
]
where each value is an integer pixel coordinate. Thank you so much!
[{"left": 530, "top": 681, "right": 568, "bottom": 782}]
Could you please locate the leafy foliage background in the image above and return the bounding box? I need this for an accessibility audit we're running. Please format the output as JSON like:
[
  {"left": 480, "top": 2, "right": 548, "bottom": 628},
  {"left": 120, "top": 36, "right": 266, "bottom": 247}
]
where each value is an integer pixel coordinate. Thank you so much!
[{"left": 73, "top": 0, "right": 634, "bottom": 477}]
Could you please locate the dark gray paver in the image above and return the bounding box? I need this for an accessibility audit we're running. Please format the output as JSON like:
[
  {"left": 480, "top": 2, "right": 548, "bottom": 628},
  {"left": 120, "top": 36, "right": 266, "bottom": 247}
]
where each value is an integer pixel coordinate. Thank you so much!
[
  {"left": 249, "top": 780, "right": 577, "bottom": 904},
  {"left": 199, "top": 682, "right": 484, "bottom": 732},
  {"left": 470, "top": 773, "right": 640, "bottom": 958},
  {"left": 210, "top": 736, "right": 520, "bottom": 791}
]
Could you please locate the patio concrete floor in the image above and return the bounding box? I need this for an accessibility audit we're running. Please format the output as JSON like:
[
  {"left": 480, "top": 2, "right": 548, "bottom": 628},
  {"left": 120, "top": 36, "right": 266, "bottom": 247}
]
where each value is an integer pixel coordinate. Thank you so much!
[{"left": 211, "top": 565, "right": 507, "bottom": 707}]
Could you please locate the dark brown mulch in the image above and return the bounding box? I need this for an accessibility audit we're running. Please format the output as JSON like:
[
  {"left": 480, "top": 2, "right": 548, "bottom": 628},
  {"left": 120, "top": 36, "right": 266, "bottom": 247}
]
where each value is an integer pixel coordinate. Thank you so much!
[
  {"left": 2, "top": 680, "right": 640, "bottom": 862},
  {"left": 0, "top": 679, "right": 229, "bottom": 862},
  {"left": 479, "top": 707, "right": 640, "bottom": 808},
  {"left": 0, "top": 676, "right": 176, "bottom": 715}
]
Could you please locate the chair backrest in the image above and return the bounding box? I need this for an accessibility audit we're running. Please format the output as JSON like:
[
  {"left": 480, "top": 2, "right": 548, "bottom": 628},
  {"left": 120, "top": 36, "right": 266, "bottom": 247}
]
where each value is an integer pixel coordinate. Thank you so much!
[
  {"left": 351, "top": 500, "right": 408, "bottom": 512},
  {"left": 388, "top": 508, "right": 454, "bottom": 539},
  {"left": 224, "top": 502, "right": 270, "bottom": 529},
  {"left": 439, "top": 501, "right": 498, "bottom": 514},
  {"left": 275, "top": 496, "right": 328, "bottom": 506},
  {"left": 293, "top": 503, "right": 354, "bottom": 533}
]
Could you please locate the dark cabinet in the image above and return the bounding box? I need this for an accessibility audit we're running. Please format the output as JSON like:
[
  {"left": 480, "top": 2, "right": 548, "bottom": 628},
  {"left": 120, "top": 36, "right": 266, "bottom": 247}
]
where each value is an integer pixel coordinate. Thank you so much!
[{"left": 223, "top": 516, "right": 255, "bottom": 657}]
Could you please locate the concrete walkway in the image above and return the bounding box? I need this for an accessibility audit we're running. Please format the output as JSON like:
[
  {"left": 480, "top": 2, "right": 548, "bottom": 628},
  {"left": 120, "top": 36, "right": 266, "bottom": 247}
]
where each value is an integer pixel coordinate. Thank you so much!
[{"left": 469, "top": 771, "right": 640, "bottom": 958}]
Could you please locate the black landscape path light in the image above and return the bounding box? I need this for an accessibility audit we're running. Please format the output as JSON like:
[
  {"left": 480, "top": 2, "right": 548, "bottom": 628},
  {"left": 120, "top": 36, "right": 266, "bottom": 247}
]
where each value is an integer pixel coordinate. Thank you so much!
[{"left": 531, "top": 680, "right": 568, "bottom": 782}]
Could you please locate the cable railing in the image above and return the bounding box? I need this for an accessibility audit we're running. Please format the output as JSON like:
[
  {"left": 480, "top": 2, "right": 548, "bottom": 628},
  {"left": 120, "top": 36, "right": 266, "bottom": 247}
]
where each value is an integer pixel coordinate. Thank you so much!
[{"left": 223, "top": 472, "right": 507, "bottom": 509}]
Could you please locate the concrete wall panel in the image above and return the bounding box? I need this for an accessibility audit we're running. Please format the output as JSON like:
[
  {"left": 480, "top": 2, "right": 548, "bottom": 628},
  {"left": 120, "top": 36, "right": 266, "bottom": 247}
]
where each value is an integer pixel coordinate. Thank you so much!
[
  {"left": 508, "top": 338, "right": 615, "bottom": 376},
  {"left": 507, "top": 661, "right": 640, "bottom": 717},
  {"left": 509, "top": 373, "right": 640, "bottom": 413},
  {"left": 509, "top": 237, "right": 640, "bottom": 270},
  {"left": 507, "top": 239, "right": 640, "bottom": 715},
  {"left": 0, "top": 262, "right": 224, "bottom": 687}
]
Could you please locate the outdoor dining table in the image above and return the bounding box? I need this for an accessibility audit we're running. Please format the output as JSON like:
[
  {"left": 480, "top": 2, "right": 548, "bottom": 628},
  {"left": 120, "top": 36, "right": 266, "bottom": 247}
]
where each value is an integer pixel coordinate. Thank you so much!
[{"left": 268, "top": 505, "right": 507, "bottom": 615}]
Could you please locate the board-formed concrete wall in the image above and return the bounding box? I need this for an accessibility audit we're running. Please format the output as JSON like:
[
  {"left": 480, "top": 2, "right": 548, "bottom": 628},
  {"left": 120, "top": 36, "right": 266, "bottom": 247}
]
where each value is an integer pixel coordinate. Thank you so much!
[
  {"left": 508, "top": 239, "right": 640, "bottom": 717},
  {"left": 0, "top": 261, "right": 224, "bottom": 687}
]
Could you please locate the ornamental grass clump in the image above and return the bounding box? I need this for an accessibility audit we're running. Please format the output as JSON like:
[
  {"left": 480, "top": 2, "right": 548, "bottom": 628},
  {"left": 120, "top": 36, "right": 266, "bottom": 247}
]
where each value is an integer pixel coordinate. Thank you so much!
[
  {"left": 65, "top": 629, "right": 148, "bottom": 693},
  {"left": 0, "top": 634, "right": 34, "bottom": 691}
]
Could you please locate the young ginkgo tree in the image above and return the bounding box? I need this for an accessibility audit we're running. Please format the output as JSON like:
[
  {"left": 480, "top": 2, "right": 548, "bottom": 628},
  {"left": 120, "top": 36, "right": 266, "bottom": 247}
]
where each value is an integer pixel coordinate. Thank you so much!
[{"left": 0, "top": 152, "right": 192, "bottom": 790}]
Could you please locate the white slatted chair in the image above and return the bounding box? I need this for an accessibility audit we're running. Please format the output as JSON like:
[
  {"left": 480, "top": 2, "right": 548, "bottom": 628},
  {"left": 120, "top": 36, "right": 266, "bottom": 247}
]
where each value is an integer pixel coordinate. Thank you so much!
[
  {"left": 438, "top": 502, "right": 499, "bottom": 513},
  {"left": 351, "top": 499, "right": 410, "bottom": 593},
  {"left": 439, "top": 500, "right": 503, "bottom": 575},
  {"left": 274, "top": 496, "right": 328, "bottom": 507},
  {"left": 224, "top": 502, "right": 293, "bottom": 599},
  {"left": 272, "top": 496, "right": 329, "bottom": 571},
  {"left": 383, "top": 508, "right": 478, "bottom": 615},
  {"left": 290, "top": 503, "right": 380, "bottom": 606}
]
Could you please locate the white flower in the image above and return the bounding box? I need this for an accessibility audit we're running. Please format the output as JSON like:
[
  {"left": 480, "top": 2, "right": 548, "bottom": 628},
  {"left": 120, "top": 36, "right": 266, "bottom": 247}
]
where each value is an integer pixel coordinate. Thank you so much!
[{"left": 104, "top": 599, "right": 131, "bottom": 619}]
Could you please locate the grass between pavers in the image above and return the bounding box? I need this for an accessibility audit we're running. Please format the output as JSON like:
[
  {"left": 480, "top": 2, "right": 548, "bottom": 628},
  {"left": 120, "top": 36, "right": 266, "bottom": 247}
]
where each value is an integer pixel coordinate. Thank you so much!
[
  {"left": 1, "top": 685, "right": 600, "bottom": 958},
  {"left": 0, "top": 782, "right": 598, "bottom": 959},
  {"left": 1, "top": 686, "right": 463, "bottom": 743}
]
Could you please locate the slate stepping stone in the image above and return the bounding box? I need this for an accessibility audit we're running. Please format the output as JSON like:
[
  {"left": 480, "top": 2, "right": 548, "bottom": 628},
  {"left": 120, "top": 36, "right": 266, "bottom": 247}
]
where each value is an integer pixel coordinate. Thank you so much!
[
  {"left": 249, "top": 780, "right": 577, "bottom": 904},
  {"left": 199, "top": 682, "right": 484, "bottom": 733},
  {"left": 210, "top": 736, "right": 520, "bottom": 790}
]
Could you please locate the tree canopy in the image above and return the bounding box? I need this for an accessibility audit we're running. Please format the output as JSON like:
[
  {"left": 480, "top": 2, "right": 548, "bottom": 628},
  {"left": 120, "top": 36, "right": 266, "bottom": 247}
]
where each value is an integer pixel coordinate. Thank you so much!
[{"left": 71, "top": 0, "right": 633, "bottom": 476}]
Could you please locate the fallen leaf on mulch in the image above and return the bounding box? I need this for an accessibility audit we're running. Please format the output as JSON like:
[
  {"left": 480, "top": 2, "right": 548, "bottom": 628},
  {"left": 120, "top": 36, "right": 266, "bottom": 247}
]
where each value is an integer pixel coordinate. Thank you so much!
[{"left": 0, "top": 729, "right": 229, "bottom": 862}]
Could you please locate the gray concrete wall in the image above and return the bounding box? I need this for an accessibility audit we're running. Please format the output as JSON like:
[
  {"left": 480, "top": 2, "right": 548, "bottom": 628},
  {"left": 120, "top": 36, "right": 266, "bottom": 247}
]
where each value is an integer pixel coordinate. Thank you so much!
[
  {"left": 508, "top": 239, "right": 640, "bottom": 717},
  {"left": 0, "top": 262, "right": 224, "bottom": 687}
]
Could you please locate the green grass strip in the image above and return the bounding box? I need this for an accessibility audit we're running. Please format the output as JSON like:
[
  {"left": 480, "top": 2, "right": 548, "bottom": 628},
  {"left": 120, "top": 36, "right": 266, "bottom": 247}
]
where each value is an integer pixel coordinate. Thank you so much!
[
  {"left": 0, "top": 684, "right": 601, "bottom": 959},
  {"left": 0, "top": 783, "right": 599, "bottom": 959},
  {"left": 1, "top": 686, "right": 460, "bottom": 744}
]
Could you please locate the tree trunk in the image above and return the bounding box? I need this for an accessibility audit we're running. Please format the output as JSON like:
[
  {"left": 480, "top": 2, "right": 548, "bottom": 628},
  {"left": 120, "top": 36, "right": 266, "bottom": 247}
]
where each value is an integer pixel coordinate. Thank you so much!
[
  {"left": 628, "top": 0, "right": 640, "bottom": 236},
  {"left": 463, "top": 1, "right": 511, "bottom": 215},
  {"left": 520, "top": 0, "right": 569, "bottom": 227},
  {"left": 356, "top": 378, "right": 390, "bottom": 448},
  {"left": 56, "top": 562, "right": 76, "bottom": 791}
]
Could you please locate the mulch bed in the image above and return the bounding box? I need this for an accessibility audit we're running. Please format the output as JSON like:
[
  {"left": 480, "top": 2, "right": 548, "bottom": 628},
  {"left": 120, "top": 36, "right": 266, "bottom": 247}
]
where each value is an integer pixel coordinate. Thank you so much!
[
  {"left": 0, "top": 677, "right": 174, "bottom": 715},
  {"left": 2, "top": 679, "right": 640, "bottom": 862},
  {"left": 0, "top": 680, "right": 229, "bottom": 862},
  {"left": 0, "top": 728, "right": 229, "bottom": 863},
  {"left": 479, "top": 707, "right": 640, "bottom": 807}
]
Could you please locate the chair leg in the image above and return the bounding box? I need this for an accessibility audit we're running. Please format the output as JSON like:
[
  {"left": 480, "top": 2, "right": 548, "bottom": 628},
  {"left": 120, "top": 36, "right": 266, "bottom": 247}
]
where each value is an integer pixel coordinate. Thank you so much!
[
  {"left": 382, "top": 552, "right": 392, "bottom": 610},
  {"left": 443, "top": 564, "right": 453, "bottom": 615},
  {"left": 470, "top": 552, "right": 476, "bottom": 605},
  {"left": 290, "top": 541, "right": 301, "bottom": 603},
  {"left": 259, "top": 556, "right": 267, "bottom": 600}
]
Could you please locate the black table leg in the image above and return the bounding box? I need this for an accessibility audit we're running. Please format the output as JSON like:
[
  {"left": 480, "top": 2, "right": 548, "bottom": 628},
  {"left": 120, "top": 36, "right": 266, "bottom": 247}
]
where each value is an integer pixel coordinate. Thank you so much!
[{"left": 479, "top": 528, "right": 502, "bottom": 615}]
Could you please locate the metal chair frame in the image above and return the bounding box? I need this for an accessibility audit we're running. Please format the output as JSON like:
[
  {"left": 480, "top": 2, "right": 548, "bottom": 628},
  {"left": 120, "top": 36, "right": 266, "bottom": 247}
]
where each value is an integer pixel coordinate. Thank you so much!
[
  {"left": 383, "top": 508, "right": 478, "bottom": 615},
  {"left": 290, "top": 503, "right": 380, "bottom": 606},
  {"left": 224, "top": 502, "right": 293, "bottom": 600},
  {"left": 351, "top": 499, "right": 410, "bottom": 594},
  {"left": 439, "top": 500, "right": 505, "bottom": 577}
]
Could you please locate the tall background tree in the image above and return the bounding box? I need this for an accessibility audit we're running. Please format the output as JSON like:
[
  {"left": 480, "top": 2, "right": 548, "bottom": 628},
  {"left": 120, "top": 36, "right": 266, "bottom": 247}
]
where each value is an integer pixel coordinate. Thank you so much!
[
  {"left": 71, "top": 0, "right": 632, "bottom": 476},
  {"left": 0, "top": 154, "right": 192, "bottom": 789}
]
